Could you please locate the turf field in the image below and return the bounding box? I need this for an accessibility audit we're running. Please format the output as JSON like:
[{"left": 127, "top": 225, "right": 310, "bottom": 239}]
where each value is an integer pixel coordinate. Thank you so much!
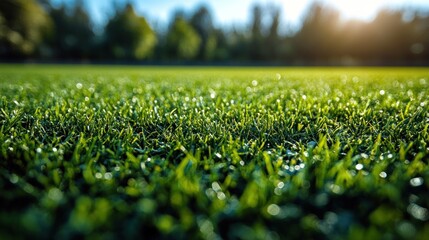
[{"left": 1, "top": 65, "right": 428, "bottom": 239}]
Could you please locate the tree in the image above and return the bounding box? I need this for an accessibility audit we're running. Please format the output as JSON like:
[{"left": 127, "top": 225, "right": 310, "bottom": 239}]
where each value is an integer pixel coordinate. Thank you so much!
[
  {"left": 249, "top": 4, "right": 264, "bottom": 60},
  {"left": 0, "top": 0, "right": 51, "bottom": 58},
  {"left": 189, "top": 5, "right": 216, "bottom": 60},
  {"left": 265, "top": 4, "right": 282, "bottom": 60},
  {"left": 166, "top": 16, "right": 201, "bottom": 60},
  {"left": 47, "top": 2, "right": 95, "bottom": 59},
  {"left": 293, "top": 2, "right": 341, "bottom": 62},
  {"left": 104, "top": 4, "right": 157, "bottom": 60}
]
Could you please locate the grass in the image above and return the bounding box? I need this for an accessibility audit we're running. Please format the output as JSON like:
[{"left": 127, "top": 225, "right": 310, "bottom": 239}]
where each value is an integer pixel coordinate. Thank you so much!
[{"left": 0, "top": 64, "right": 428, "bottom": 239}]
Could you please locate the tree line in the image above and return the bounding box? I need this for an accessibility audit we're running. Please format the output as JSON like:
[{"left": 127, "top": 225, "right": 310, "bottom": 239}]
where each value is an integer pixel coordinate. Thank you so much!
[{"left": 1, "top": 0, "right": 428, "bottom": 65}]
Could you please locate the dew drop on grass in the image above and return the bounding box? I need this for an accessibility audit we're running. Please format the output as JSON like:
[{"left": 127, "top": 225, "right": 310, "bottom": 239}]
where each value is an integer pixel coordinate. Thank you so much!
[
  {"left": 9, "top": 174, "right": 19, "bottom": 184},
  {"left": 252, "top": 80, "right": 258, "bottom": 86},
  {"left": 410, "top": 177, "right": 424, "bottom": 187},
  {"left": 52, "top": 147, "right": 57, "bottom": 152},
  {"left": 239, "top": 160, "right": 245, "bottom": 166},
  {"left": 76, "top": 83, "right": 83, "bottom": 89},
  {"left": 48, "top": 188, "right": 63, "bottom": 202},
  {"left": 104, "top": 172, "right": 113, "bottom": 180},
  {"left": 355, "top": 164, "right": 363, "bottom": 170},
  {"left": 212, "top": 182, "right": 222, "bottom": 192},
  {"left": 217, "top": 192, "right": 226, "bottom": 200},
  {"left": 36, "top": 148, "right": 42, "bottom": 153},
  {"left": 408, "top": 203, "right": 429, "bottom": 221},
  {"left": 95, "top": 172, "right": 102, "bottom": 179},
  {"left": 379, "top": 90, "right": 385, "bottom": 95},
  {"left": 276, "top": 73, "right": 281, "bottom": 80},
  {"left": 267, "top": 204, "right": 280, "bottom": 216},
  {"left": 379, "top": 172, "right": 387, "bottom": 178},
  {"left": 277, "top": 182, "right": 285, "bottom": 189}
]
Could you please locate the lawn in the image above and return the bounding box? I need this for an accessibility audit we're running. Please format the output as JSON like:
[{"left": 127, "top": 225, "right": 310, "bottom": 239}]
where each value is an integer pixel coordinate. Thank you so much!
[{"left": 0, "top": 65, "right": 428, "bottom": 239}]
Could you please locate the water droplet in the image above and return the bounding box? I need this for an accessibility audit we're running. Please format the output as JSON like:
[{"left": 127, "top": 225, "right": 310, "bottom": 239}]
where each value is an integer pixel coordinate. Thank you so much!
[
  {"left": 212, "top": 182, "right": 222, "bottom": 192},
  {"left": 36, "top": 148, "right": 42, "bottom": 153},
  {"left": 9, "top": 174, "right": 19, "bottom": 184},
  {"left": 277, "top": 182, "right": 285, "bottom": 189},
  {"left": 239, "top": 160, "right": 245, "bottom": 166},
  {"left": 302, "top": 95, "right": 307, "bottom": 100},
  {"left": 379, "top": 90, "right": 385, "bottom": 95},
  {"left": 329, "top": 184, "right": 342, "bottom": 194},
  {"left": 410, "top": 177, "right": 424, "bottom": 187},
  {"left": 408, "top": 203, "right": 429, "bottom": 221},
  {"left": 215, "top": 153, "right": 222, "bottom": 158},
  {"left": 48, "top": 188, "right": 63, "bottom": 202},
  {"left": 104, "top": 172, "right": 113, "bottom": 180},
  {"left": 95, "top": 172, "right": 102, "bottom": 179},
  {"left": 252, "top": 80, "right": 258, "bottom": 86},
  {"left": 276, "top": 73, "right": 281, "bottom": 80},
  {"left": 355, "top": 163, "right": 363, "bottom": 170},
  {"left": 217, "top": 192, "right": 226, "bottom": 200},
  {"left": 76, "top": 83, "right": 83, "bottom": 89},
  {"left": 267, "top": 204, "right": 281, "bottom": 216},
  {"left": 85, "top": 97, "right": 89, "bottom": 101},
  {"left": 52, "top": 147, "right": 58, "bottom": 152},
  {"left": 379, "top": 172, "right": 387, "bottom": 178}
]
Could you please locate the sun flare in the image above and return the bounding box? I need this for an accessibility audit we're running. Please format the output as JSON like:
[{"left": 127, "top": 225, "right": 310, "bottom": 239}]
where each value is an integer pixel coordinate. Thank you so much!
[{"left": 325, "top": 0, "right": 385, "bottom": 21}]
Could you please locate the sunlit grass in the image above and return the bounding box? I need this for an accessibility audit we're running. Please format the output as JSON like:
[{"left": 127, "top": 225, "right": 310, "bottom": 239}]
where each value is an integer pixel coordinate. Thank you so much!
[{"left": 0, "top": 65, "right": 428, "bottom": 239}]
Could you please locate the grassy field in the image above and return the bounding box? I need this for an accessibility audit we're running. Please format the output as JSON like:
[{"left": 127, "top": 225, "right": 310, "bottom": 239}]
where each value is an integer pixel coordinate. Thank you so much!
[{"left": 1, "top": 65, "right": 428, "bottom": 239}]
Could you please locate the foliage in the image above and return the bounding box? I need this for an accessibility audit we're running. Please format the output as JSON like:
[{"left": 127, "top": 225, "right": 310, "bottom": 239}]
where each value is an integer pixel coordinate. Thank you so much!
[
  {"left": 0, "top": 0, "right": 51, "bottom": 57},
  {"left": 0, "top": 65, "right": 428, "bottom": 239},
  {"left": 47, "top": 3, "right": 95, "bottom": 59},
  {"left": 104, "top": 4, "right": 157, "bottom": 60},
  {"left": 166, "top": 16, "right": 201, "bottom": 60},
  {"left": 1, "top": 1, "right": 429, "bottom": 63}
]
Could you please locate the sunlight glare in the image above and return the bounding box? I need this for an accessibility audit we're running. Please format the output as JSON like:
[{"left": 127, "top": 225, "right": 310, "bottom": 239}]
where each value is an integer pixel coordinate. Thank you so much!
[{"left": 326, "top": 0, "right": 384, "bottom": 21}]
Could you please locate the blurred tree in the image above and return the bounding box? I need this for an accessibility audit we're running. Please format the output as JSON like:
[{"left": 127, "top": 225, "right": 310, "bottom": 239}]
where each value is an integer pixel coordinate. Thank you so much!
[
  {"left": 370, "top": 10, "right": 413, "bottom": 62},
  {"left": 249, "top": 4, "right": 264, "bottom": 60},
  {"left": 47, "top": 1, "right": 95, "bottom": 59},
  {"left": 0, "top": 0, "right": 51, "bottom": 58},
  {"left": 190, "top": 5, "right": 217, "bottom": 60},
  {"left": 104, "top": 4, "right": 157, "bottom": 60},
  {"left": 265, "top": 4, "right": 282, "bottom": 60},
  {"left": 408, "top": 15, "right": 429, "bottom": 62},
  {"left": 293, "top": 2, "right": 341, "bottom": 63},
  {"left": 166, "top": 16, "right": 201, "bottom": 60}
]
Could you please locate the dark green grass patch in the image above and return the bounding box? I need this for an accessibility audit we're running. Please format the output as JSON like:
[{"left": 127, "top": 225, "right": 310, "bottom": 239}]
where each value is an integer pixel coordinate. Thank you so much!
[{"left": 1, "top": 65, "right": 429, "bottom": 239}]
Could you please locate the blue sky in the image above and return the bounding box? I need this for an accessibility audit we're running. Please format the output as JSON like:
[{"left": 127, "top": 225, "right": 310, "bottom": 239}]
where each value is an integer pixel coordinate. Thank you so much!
[{"left": 52, "top": 0, "right": 429, "bottom": 29}]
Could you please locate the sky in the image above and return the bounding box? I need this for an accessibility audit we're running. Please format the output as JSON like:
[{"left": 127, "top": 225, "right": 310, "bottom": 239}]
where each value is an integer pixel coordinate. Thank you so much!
[{"left": 53, "top": 0, "right": 429, "bottom": 30}]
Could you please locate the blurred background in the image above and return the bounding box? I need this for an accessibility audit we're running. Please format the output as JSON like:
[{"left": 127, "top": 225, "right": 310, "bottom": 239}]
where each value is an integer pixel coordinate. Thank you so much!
[{"left": 0, "top": 0, "right": 428, "bottom": 65}]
